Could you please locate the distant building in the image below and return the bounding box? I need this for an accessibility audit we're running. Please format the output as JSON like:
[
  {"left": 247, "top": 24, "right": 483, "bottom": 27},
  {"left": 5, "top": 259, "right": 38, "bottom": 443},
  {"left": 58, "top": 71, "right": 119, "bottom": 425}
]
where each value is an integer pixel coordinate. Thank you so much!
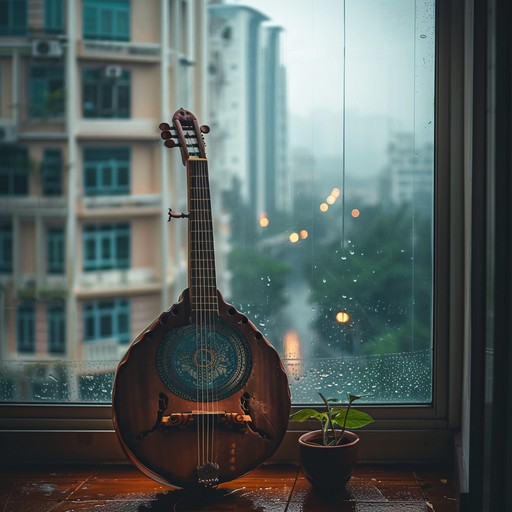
[
  {"left": 208, "top": 3, "right": 290, "bottom": 232},
  {"left": 381, "top": 133, "right": 434, "bottom": 208},
  {"left": 0, "top": 0, "right": 208, "bottom": 400}
]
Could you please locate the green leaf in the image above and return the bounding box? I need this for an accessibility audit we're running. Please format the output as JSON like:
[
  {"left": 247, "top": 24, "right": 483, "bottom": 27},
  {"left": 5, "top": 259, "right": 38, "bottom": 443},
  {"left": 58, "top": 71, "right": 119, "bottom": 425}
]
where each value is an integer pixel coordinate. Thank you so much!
[
  {"left": 332, "top": 409, "right": 374, "bottom": 429},
  {"left": 289, "top": 409, "right": 325, "bottom": 423}
]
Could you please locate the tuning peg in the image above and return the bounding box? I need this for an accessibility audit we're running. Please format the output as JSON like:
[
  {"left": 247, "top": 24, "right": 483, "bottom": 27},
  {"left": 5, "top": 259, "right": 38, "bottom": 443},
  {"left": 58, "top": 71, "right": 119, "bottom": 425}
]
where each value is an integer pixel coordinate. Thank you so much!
[
  {"left": 160, "top": 130, "right": 172, "bottom": 140},
  {"left": 159, "top": 122, "right": 171, "bottom": 130},
  {"left": 164, "top": 139, "right": 177, "bottom": 148},
  {"left": 200, "top": 125, "right": 210, "bottom": 134}
]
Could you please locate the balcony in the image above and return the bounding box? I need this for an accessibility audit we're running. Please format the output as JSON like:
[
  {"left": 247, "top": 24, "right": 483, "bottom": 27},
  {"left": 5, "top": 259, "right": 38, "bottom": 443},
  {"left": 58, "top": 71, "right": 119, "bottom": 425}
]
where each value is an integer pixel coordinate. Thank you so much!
[
  {"left": 81, "top": 337, "right": 121, "bottom": 363},
  {"left": 82, "top": 193, "right": 161, "bottom": 210},
  {"left": 0, "top": 196, "right": 67, "bottom": 217},
  {"left": 76, "top": 267, "right": 160, "bottom": 297},
  {"left": 78, "top": 40, "right": 160, "bottom": 63},
  {"left": 76, "top": 118, "right": 159, "bottom": 141}
]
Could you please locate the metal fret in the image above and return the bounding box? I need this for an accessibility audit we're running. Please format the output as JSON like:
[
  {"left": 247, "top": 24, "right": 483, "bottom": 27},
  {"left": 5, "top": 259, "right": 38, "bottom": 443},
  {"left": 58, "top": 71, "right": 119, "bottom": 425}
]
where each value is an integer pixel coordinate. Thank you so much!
[{"left": 187, "top": 158, "right": 218, "bottom": 318}]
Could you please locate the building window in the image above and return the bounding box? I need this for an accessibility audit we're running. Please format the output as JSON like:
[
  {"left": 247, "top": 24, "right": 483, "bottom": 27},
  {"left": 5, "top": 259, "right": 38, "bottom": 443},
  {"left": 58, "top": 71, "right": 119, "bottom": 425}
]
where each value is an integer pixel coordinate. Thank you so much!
[
  {"left": 83, "top": 147, "right": 130, "bottom": 196},
  {"left": 0, "top": 0, "right": 27, "bottom": 36},
  {"left": 83, "top": 223, "right": 130, "bottom": 271},
  {"left": 47, "top": 226, "right": 64, "bottom": 274},
  {"left": 83, "top": 0, "right": 130, "bottom": 41},
  {"left": 82, "top": 68, "right": 130, "bottom": 118},
  {"left": 45, "top": 0, "right": 64, "bottom": 33},
  {"left": 29, "top": 66, "right": 65, "bottom": 118},
  {"left": 47, "top": 303, "right": 65, "bottom": 354},
  {"left": 0, "top": 147, "right": 29, "bottom": 196},
  {"left": 0, "top": 223, "right": 12, "bottom": 273},
  {"left": 17, "top": 300, "right": 35, "bottom": 354},
  {"left": 83, "top": 298, "right": 130, "bottom": 345},
  {"left": 41, "top": 148, "right": 63, "bottom": 196}
]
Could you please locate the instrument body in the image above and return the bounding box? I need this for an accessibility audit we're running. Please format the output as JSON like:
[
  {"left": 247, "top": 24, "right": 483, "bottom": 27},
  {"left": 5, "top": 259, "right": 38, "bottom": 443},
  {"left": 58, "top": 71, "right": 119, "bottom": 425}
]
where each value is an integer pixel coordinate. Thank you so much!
[{"left": 112, "top": 108, "right": 290, "bottom": 487}]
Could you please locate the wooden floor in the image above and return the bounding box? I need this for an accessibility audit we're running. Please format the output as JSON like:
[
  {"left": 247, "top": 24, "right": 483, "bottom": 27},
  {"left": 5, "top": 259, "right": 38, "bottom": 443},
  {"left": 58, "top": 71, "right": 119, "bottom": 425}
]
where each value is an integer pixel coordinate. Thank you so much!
[{"left": 0, "top": 463, "right": 459, "bottom": 511}]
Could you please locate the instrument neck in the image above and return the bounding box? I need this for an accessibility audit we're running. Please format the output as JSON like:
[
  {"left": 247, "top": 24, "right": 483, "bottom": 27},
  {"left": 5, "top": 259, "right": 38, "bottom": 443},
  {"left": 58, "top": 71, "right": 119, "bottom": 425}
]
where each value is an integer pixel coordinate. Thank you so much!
[{"left": 187, "top": 158, "right": 218, "bottom": 320}]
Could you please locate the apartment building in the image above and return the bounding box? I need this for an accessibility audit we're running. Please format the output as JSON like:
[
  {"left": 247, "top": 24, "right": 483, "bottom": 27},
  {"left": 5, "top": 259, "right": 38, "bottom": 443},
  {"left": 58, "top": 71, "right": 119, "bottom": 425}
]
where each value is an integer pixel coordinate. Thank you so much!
[{"left": 0, "top": 0, "right": 208, "bottom": 400}]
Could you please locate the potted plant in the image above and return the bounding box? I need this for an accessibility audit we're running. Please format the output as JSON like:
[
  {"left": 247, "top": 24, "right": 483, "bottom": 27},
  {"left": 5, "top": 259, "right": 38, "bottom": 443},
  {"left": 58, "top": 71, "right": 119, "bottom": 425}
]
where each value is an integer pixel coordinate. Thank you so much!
[{"left": 290, "top": 392, "right": 374, "bottom": 491}]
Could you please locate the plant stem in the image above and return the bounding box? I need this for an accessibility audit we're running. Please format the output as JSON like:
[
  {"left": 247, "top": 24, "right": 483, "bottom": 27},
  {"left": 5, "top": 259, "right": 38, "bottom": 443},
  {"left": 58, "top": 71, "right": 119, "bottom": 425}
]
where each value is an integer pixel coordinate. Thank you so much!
[{"left": 339, "top": 401, "right": 352, "bottom": 442}]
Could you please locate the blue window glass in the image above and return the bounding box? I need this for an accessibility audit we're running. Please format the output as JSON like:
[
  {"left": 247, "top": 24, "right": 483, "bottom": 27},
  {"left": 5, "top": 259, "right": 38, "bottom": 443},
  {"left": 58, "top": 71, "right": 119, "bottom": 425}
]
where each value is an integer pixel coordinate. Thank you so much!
[
  {"left": 29, "top": 66, "right": 65, "bottom": 118},
  {"left": 83, "top": 147, "right": 130, "bottom": 196},
  {"left": 83, "top": 223, "right": 130, "bottom": 271},
  {"left": 0, "top": 147, "right": 29, "bottom": 196},
  {"left": 82, "top": 68, "right": 130, "bottom": 119},
  {"left": 47, "top": 303, "right": 65, "bottom": 354},
  {"left": 41, "top": 148, "right": 63, "bottom": 196},
  {"left": 0, "top": 0, "right": 27, "bottom": 36},
  {"left": 83, "top": 0, "right": 130, "bottom": 42},
  {"left": 83, "top": 298, "right": 130, "bottom": 345},
  {"left": 0, "top": 223, "right": 12, "bottom": 273},
  {"left": 45, "top": 0, "right": 64, "bottom": 33},
  {"left": 17, "top": 300, "right": 35, "bottom": 354},
  {"left": 47, "top": 226, "right": 65, "bottom": 274}
]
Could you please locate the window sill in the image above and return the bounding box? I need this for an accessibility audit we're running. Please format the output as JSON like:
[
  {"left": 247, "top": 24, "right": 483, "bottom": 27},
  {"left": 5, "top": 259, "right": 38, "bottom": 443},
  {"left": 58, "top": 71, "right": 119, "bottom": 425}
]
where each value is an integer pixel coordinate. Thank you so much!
[{"left": 0, "top": 403, "right": 453, "bottom": 464}]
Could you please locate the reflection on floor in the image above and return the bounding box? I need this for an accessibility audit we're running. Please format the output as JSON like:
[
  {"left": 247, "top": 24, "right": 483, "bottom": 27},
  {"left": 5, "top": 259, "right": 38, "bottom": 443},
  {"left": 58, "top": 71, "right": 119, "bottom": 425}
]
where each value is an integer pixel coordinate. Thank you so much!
[{"left": 0, "top": 463, "right": 459, "bottom": 511}]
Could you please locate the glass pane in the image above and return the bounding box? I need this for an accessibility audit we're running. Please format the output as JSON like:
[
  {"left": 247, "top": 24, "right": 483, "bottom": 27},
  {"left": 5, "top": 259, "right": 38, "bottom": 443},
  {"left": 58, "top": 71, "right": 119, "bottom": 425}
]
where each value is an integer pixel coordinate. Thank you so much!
[{"left": 0, "top": 0, "right": 435, "bottom": 404}]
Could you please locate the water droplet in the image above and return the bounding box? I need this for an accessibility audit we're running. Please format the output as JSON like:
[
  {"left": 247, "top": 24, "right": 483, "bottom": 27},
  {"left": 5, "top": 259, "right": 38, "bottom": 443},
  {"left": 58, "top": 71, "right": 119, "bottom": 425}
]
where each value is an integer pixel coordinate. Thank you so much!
[{"left": 420, "top": 34, "right": 427, "bottom": 38}]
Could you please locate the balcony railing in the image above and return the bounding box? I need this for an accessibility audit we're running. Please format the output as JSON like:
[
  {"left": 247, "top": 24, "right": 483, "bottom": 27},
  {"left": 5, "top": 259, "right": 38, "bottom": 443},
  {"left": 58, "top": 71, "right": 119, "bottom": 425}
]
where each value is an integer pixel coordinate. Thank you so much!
[
  {"left": 80, "top": 40, "right": 160, "bottom": 59},
  {"left": 77, "top": 267, "right": 158, "bottom": 291},
  {"left": 82, "top": 193, "right": 161, "bottom": 209},
  {"left": 0, "top": 196, "right": 67, "bottom": 216},
  {"left": 81, "top": 337, "right": 119, "bottom": 362}
]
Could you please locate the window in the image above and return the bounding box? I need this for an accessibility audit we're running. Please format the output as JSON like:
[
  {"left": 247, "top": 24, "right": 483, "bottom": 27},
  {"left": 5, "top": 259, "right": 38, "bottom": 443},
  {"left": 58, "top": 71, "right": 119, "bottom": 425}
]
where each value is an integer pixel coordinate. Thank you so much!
[
  {"left": 0, "top": 147, "right": 29, "bottom": 195},
  {"left": 83, "top": 0, "right": 130, "bottom": 41},
  {"left": 83, "top": 223, "right": 130, "bottom": 271},
  {"left": 29, "top": 67, "right": 65, "bottom": 118},
  {"left": 47, "top": 303, "right": 65, "bottom": 354},
  {"left": 47, "top": 226, "right": 64, "bottom": 274},
  {"left": 0, "top": 223, "right": 12, "bottom": 273},
  {"left": 41, "top": 148, "right": 63, "bottom": 196},
  {"left": 82, "top": 68, "right": 130, "bottom": 118},
  {"left": 0, "top": 0, "right": 27, "bottom": 36},
  {"left": 83, "top": 298, "right": 130, "bottom": 345},
  {"left": 83, "top": 147, "right": 130, "bottom": 196},
  {"left": 45, "top": 0, "right": 64, "bottom": 33},
  {"left": 17, "top": 300, "right": 35, "bottom": 354}
]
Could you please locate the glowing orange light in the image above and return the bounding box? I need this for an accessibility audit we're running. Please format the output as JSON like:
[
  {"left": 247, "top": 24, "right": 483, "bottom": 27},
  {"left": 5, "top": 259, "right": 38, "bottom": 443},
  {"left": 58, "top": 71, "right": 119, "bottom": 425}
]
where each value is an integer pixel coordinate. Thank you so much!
[
  {"left": 289, "top": 232, "right": 299, "bottom": 243},
  {"left": 320, "top": 203, "right": 329, "bottom": 212},
  {"left": 283, "top": 330, "right": 301, "bottom": 359},
  {"left": 326, "top": 195, "right": 336, "bottom": 205},
  {"left": 300, "top": 230, "right": 309, "bottom": 239},
  {"left": 260, "top": 217, "right": 269, "bottom": 227},
  {"left": 331, "top": 187, "right": 341, "bottom": 198},
  {"left": 336, "top": 311, "right": 351, "bottom": 323},
  {"left": 351, "top": 208, "right": 360, "bottom": 218}
]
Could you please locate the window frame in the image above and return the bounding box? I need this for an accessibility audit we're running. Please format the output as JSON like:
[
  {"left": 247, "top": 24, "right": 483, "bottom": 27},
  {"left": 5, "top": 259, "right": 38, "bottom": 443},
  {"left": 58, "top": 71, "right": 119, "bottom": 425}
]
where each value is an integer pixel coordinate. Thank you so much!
[
  {"left": 0, "top": 0, "right": 464, "bottom": 463},
  {"left": 0, "top": 223, "right": 13, "bottom": 273},
  {"left": 83, "top": 147, "right": 130, "bottom": 196},
  {"left": 0, "top": 0, "right": 27, "bottom": 37},
  {"left": 82, "top": 222, "right": 131, "bottom": 271},
  {"left": 82, "top": 0, "right": 131, "bottom": 42},
  {"left": 47, "top": 225, "right": 65, "bottom": 274},
  {"left": 82, "top": 68, "right": 131, "bottom": 119}
]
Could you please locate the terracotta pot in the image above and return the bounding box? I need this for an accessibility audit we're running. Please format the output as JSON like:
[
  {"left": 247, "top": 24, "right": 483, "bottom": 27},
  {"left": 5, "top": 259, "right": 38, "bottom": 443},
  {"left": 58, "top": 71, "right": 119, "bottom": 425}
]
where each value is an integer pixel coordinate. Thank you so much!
[{"left": 298, "top": 429, "right": 360, "bottom": 490}]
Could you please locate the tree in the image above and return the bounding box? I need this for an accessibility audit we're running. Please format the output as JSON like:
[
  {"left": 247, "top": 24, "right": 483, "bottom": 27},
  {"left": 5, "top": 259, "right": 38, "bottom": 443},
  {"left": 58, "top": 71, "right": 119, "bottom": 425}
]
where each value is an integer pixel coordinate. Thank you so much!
[{"left": 306, "top": 203, "right": 432, "bottom": 355}]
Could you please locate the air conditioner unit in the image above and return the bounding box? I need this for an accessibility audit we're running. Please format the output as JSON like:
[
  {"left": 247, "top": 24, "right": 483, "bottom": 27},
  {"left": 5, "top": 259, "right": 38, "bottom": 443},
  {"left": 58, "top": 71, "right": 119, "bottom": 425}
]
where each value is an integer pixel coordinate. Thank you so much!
[
  {"left": 104, "top": 65, "right": 123, "bottom": 79},
  {"left": 0, "top": 122, "right": 18, "bottom": 144},
  {"left": 32, "top": 39, "right": 63, "bottom": 58}
]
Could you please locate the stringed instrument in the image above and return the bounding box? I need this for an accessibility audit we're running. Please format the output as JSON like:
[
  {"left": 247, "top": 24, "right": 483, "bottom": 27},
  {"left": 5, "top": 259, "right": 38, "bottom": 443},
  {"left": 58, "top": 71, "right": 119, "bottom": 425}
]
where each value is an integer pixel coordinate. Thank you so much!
[{"left": 112, "top": 108, "right": 291, "bottom": 488}]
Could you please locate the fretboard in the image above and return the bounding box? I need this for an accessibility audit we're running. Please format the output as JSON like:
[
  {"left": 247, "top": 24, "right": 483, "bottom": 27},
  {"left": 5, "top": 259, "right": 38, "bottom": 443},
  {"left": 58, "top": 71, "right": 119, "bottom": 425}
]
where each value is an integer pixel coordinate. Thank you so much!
[{"left": 187, "top": 158, "right": 218, "bottom": 318}]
